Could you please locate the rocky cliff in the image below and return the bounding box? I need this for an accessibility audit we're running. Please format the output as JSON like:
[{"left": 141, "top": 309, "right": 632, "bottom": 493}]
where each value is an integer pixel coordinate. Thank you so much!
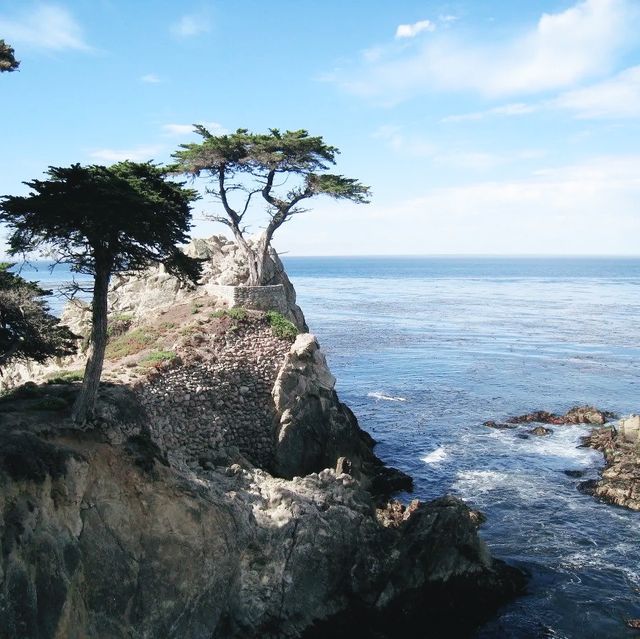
[{"left": 0, "top": 239, "right": 525, "bottom": 638}]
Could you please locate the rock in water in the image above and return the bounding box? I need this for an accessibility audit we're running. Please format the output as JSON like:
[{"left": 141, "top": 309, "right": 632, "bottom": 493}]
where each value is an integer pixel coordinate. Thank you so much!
[{"left": 581, "top": 420, "right": 640, "bottom": 511}]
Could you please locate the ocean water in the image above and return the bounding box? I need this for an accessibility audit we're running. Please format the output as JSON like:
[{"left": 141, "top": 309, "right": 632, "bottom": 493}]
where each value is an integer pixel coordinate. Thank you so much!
[
  {"left": 282, "top": 256, "right": 640, "bottom": 639},
  {"left": 17, "top": 256, "right": 640, "bottom": 637}
]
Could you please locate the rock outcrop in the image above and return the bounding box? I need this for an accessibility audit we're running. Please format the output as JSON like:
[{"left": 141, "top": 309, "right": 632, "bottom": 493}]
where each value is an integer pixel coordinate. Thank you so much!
[
  {"left": 272, "top": 334, "right": 410, "bottom": 496},
  {"left": 0, "top": 418, "right": 524, "bottom": 639},
  {"left": 581, "top": 415, "right": 640, "bottom": 511},
  {"left": 108, "top": 235, "right": 307, "bottom": 330}
]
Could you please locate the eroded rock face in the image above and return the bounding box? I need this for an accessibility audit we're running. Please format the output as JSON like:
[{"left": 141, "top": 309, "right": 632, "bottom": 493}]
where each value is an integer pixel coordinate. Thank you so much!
[
  {"left": 272, "top": 334, "right": 412, "bottom": 497},
  {"left": 582, "top": 421, "right": 640, "bottom": 511},
  {"left": 0, "top": 427, "right": 524, "bottom": 639},
  {"left": 108, "top": 236, "right": 307, "bottom": 330}
]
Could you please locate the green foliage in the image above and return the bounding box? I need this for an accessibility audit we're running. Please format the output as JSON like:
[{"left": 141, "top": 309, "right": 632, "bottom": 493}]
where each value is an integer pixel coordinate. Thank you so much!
[
  {"left": 0, "top": 40, "right": 19, "bottom": 73},
  {"left": 265, "top": 311, "right": 298, "bottom": 340},
  {"left": 0, "top": 162, "right": 202, "bottom": 282},
  {"left": 46, "top": 369, "right": 85, "bottom": 384},
  {"left": 172, "top": 127, "right": 370, "bottom": 284},
  {"left": 0, "top": 263, "right": 77, "bottom": 371},
  {"left": 0, "top": 161, "right": 203, "bottom": 422},
  {"left": 210, "top": 307, "right": 247, "bottom": 320},
  {"left": 105, "top": 327, "right": 159, "bottom": 359},
  {"left": 140, "top": 350, "right": 176, "bottom": 367}
]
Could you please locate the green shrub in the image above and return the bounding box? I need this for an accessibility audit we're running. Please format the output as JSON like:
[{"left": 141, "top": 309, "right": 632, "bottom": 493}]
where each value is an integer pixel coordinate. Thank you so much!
[
  {"left": 140, "top": 350, "right": 176, "bottom": 367},
  {"left": 105, "top": 327, "right": 159, "bottom": 359},
  {"left": 46, "top": 369, "right": 84, "bottom": 384},
  {"left": 266, "top": 311, "right": 298, "bottom": 340},
  {"left": 210, "top": 307, "right": 247, "bottom": 320}
]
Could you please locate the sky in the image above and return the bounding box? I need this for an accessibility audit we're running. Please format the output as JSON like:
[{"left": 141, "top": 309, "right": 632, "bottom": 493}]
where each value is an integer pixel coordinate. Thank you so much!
[{"left": 1, "top": 0, "right": 639, "bottom": 256}]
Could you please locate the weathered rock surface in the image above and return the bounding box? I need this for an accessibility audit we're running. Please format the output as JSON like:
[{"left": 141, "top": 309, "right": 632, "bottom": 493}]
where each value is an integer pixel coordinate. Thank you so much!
[
  {"left": 109, "top": 235, "right": 307, "bottom": 330},
  {"left": 272, "top": 334, "right": 411, "bottom": 496},
  {"left": 581, "top": 416, "right": 640, "bottom": 511},
  {"left": 0, "top": 421, "right": 524, "bottom": 639},
  {"left": 506, "top": 406, "right": 615, "bottom": 426}
]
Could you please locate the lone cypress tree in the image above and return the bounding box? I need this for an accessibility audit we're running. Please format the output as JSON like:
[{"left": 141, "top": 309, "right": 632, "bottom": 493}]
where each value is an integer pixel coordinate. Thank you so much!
[
  {"left": 0, "top": 263, "right": 77, "bottom": 371},
  {"left": 172, "top": 127, "right": 370, "bottom": 285},
  {"left": 0, "top": 162, "right": 202, "bottom": 423}
]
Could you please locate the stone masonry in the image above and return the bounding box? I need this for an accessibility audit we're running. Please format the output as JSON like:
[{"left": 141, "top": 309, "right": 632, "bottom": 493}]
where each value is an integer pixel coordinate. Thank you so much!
[{"left": 136, "top": 320, "right": 292, "bottom": 469}]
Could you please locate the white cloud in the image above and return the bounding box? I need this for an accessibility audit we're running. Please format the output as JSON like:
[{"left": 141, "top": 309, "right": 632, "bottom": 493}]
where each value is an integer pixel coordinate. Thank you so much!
[
  {"left": 443, "top": 102, "right": 539, "bottom": 122},
  {"left": 552, "top": 65, "right": 640, "bottom": 118},
  {"left": 0, "top": 4, "right": 90, "bottom": 51},
  {"left": 161, "top": 122, "right": 227, "bottom": 136},
  {"left": 276, "top": 155, "right": 640, "bottom": 255},
  {"left": 171, "top": 13, "right": 210, "bottom": 38},
  {"left": 443, "top": 64, "right": 640, "bottom": 122},
  {"left": 330, "top": 0, "right": 637, "bottom": 101},
  {"left": 89, "top": 145, "right": 164, "bottom": 163},
  {"left": 141, "top": 73, "right": 161, "bottom": 84},
  {"left": 373, "top": 125, "right": 544, "bottom": 170},
  {"left": 395, "top": 20, "right": 435, "bottom": 39}
]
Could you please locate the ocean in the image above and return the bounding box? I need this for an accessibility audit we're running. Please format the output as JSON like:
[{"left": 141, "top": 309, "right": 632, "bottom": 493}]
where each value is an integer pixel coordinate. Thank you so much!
[
  {"left": 282, "top": 256, "right": 640, "bottom": 639},
  {"left": 17, "top": 256, "right": 640, "bottom": 638}
]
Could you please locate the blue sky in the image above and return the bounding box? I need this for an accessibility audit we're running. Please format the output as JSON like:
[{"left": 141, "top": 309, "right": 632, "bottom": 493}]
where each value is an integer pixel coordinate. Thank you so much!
[{"left": 1, "top": 0, "right": 639, "bottom": 255}]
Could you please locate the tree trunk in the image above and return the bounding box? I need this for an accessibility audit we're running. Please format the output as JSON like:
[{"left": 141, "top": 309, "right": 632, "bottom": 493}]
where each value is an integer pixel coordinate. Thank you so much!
[
  {"left": 231, "top": 227, "right": 261, "bottom": 286},
  {"left": 254, "top": 234, "right": 270, "bottom": 286},
  {"left": 72, "top": 264, "right": 110, "bottom": 424}
]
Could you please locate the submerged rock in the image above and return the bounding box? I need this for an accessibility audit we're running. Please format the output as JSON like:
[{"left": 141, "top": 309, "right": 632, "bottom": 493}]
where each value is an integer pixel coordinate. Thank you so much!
[{"left": 528, "top": 426, "right": 553, "bottom": 436}]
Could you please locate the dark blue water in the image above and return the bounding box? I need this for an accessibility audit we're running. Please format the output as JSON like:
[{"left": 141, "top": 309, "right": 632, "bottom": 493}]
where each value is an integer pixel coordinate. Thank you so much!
[{"left": 283, "top": 256, "right": 640, "bottom": 639}]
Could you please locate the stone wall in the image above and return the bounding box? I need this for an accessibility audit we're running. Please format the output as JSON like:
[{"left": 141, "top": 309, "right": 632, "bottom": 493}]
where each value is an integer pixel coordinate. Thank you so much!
[
  {"left": 208, "top": 284, "right": 290, "bottom": 314},
  {"left": 135, "top": 323, "right": 291, "bottom": 469}
]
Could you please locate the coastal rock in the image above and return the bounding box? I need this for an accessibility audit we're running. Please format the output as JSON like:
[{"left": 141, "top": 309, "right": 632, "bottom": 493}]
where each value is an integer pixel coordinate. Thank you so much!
[
  {"left": 109, "top": 235, "right": 307, "bottom": 330},
  {"left": 507, "top": 406, "right": 615, "bottom": 426},
  {"left": 0, "top": 423, "right": 524, "bottom": 639},
  {"left": 581, "top": 423, "right": 640, "bottom": 511},
  {"left": 483, "top": 420, "right": 518, "bottom": 430},
  {"left": 618, "top": 414, "right": 640, "bottom": 444},
  {"left": 272, "top": 334, "right": 411, "bottom": 496},
  {"left": 529, "top": 426, "right": 553, "bottom": 436}
]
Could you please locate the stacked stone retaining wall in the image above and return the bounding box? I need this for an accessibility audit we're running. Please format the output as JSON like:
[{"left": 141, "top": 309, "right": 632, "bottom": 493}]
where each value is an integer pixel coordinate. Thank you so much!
[
  {"left": 207, "top": 284, "right": 289, "bottom": 314},
  {"left": 136, "top": 323, "right": 291, "bottom": 469}
]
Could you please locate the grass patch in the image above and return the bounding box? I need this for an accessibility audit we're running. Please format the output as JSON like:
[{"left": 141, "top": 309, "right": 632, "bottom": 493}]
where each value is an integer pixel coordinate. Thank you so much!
[
  {"left": 46, "top": 369, "right": 84, "bottom": 384},
  {"left": 266, "top": 311, "right": 298, "bottom": 340},
  {"left": 106, "top": 326, "right": 159, "bottom": 359},
  {"left": 210, "top": 307, "right": 247, "bottom": 320},
  {"left": 139, "top": 350, "right": 176, "bottom": 367}
]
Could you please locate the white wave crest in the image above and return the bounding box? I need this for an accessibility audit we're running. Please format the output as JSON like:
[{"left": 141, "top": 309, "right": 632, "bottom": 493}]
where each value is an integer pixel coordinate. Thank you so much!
[
  {"left": 421, "top": 446, "right": 448, "bottom": 464},
  {"left": 367, "top": 391, "right": 407, "bottom": 402}
]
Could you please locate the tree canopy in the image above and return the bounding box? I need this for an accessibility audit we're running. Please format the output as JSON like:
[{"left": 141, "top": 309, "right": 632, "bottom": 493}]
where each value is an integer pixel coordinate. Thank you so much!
[
  {"left": 0, "top": 161, "right": 202, "bottom": 422},
  {"left": 0, "top": 40, "right": 19, "bottom": 73},
  {"left": 0, "top": 263, "right": 77, "bottom": 372},
  {"left": 172, "top": 127, "right": 370, "bottom": 285}
]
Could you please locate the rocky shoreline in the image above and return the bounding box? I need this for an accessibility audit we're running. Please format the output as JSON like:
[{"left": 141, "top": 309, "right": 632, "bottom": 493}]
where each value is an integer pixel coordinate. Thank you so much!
[
  {"left": 580, "top": 415, "right": 640, "bottom": 511},
  {"left": 485, "top": 405, "right": 640, "bottom": 513},
  {"left": 0, "top": 238, "right": 526, "bottom": 639}
]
